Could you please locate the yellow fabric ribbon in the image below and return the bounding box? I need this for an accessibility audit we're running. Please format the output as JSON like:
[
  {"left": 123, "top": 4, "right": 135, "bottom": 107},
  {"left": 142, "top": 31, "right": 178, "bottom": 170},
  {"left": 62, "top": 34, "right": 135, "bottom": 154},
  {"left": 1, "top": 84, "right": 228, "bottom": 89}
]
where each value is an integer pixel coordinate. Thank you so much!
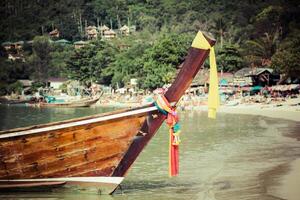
[{"left": 191, "top": 31, "right": 220, "bottom": 119}]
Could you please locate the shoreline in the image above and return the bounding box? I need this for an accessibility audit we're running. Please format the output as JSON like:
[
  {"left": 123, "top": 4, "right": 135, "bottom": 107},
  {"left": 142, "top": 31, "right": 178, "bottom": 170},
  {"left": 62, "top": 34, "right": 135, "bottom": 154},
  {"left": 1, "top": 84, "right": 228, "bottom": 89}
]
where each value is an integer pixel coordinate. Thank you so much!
[
  {"left": 219, "top": 104, "right": 300, "bottom": 122},
  {"left": 177, "top": 97, "right": 300, "bottom": 122},
  {"left": 213, "top": 103, "right": 300, "bottom": 200},
  {"left": 177, "top": 102, "right": 300, "bottom": 199}
]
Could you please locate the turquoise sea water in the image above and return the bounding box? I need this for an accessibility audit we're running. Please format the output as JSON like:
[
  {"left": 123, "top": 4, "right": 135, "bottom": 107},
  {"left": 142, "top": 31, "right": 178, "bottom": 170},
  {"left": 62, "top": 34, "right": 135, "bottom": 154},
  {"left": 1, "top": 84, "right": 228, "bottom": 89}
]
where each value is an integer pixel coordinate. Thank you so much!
[{"left": 0, "top": 104, "right": 299, "bottom": 200}]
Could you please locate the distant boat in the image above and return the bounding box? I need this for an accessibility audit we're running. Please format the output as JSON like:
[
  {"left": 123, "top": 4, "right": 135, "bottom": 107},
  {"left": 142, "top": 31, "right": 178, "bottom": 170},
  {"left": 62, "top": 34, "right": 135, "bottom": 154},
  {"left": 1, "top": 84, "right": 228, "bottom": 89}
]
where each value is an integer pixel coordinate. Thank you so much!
[
  {"left": 0, "top": 31, "right": 216, "bottom": 194},
  {"left": 39, "top": 96, "right": 100, "bottom": 108}
]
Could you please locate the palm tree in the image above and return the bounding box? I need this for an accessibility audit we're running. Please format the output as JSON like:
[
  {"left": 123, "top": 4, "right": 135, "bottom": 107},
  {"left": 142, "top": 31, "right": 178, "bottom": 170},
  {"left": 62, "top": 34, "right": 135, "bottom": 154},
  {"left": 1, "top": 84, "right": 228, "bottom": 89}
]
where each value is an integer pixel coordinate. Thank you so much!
[
  {"left": 244, "top": 31, "right": 279, "bottom": 67},
  {"left": 211, "top": 17, "right": 227, "bottom": 49}
]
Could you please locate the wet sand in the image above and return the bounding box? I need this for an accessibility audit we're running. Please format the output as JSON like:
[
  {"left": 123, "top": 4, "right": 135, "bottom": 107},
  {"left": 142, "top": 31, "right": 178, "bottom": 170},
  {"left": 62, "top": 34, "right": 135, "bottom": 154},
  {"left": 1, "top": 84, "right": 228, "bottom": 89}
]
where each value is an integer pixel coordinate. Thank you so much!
[
  {"left": 184, "top": 103, "right": 300, "bottom": 200},
  {"left": 264, "top": 159, "right": 300, "bottom": 200},
  {"left": 219, "top": 106, "right": 300, "bottom": 200}
]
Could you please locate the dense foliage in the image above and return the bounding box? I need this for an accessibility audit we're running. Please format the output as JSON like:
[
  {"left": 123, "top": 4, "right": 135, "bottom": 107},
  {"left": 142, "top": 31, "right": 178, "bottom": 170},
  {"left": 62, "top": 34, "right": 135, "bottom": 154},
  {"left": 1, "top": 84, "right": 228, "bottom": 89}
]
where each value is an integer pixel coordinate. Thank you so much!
[{"left": 0, "top": 0, "right": 299, "bottom": 93}]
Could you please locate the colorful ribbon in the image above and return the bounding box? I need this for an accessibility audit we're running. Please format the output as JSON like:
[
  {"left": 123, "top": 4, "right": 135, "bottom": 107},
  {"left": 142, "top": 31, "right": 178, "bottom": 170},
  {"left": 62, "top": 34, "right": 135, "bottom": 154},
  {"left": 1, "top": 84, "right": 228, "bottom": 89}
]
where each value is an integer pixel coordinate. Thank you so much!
[
  {"left": 154, "top": 95, "right": 180, "bottom": 177},
  {"left": 192, "top": 31, "right": 220, "bottom": 119}
]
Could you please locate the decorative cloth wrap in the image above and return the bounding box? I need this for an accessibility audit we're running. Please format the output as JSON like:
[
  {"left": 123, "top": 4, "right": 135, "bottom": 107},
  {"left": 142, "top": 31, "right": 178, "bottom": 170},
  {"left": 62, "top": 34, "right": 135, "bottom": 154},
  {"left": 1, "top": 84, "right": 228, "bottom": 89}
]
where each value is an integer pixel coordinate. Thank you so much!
[
  {"left": 154, "top": 95, "right": 180, "bottom": 177},
  {"left": 192, "top": 31, "right": 220, "bottom": 119}
]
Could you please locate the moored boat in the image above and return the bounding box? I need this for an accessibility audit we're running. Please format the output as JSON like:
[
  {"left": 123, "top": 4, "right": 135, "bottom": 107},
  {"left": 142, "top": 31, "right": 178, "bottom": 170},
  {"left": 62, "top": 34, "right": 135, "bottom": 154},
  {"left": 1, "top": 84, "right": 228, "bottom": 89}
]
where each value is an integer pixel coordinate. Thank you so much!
[
  {"left": 39, "top": 96, "right": 100, "bottom": 108},
  {"left": 26, "top": 96, "right": 100, "bottom": 108},
  {"left": 0, "top": 31, "right": 216, "bottom": 194}
]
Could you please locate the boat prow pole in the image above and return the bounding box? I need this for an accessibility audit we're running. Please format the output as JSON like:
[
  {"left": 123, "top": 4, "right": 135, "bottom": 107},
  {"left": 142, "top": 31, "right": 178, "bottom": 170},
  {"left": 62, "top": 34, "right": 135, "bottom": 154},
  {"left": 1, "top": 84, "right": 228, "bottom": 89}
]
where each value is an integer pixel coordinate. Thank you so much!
[{"left": 112, "top": 31, "right": 216, "bottom": 178}]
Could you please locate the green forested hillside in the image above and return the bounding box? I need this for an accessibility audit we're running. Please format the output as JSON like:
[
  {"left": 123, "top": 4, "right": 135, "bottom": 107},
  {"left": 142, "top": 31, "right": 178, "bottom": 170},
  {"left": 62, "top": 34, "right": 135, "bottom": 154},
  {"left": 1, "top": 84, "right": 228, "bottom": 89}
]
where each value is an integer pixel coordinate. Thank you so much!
[{"left": 0, "top": 0, "right": 299, "bottom": 93}]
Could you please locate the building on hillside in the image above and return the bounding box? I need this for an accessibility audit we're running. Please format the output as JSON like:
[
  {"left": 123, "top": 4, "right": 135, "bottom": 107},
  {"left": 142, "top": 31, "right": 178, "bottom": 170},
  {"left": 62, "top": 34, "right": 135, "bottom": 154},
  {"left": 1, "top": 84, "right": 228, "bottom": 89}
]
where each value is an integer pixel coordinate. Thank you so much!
[
  {"left": 14, "top": 41, "right": 24, "bottom": 50},
  {"left": 74, "top": 41, "right": 88, "bottom": 49},
  {"left": 8, "top": 54, "right": 24, "bottom": 61},
  {"left": 49, "top": 29, "right": 60, "bottom": 38},
  {"left": 120, "top": 25, "right": 130, "bottom": 35},
  {"left": 103, "top": 29, "right": 116, "bottom": 39},
  {"left": 250, "top": 68, "right": 274, "bottom": 86},
  {"left": 99, "top": 25, "right": 110, "bottom": 36},
  {"left": 47, "top": 77, "right": 68, "bottom": 89},
  {"left": 85, "top": 26, "right": 98, "bottom": 40},
  {"left": 129, "top": 25, "right": 136, "bottom": 32},
  {"left": 1, "top": 42, "right": 13, "bottom": 50},
  {"left": 27, "top": 40, "right": 33, "bottom": 45},
  {"left": 234, "top": 67, "right": 279, "bottom": 86},
  {"left": 192, "top": 69, "right": 234, "bottom": 87},
  {"left": 233, "top": 67, "right": 255, "bottom": 86},
  {"left": 217, "top": 72, "right": 234, "bottom": 86},
  {"left": 18, "top": 79, "right": 33, "bottom": 87}
]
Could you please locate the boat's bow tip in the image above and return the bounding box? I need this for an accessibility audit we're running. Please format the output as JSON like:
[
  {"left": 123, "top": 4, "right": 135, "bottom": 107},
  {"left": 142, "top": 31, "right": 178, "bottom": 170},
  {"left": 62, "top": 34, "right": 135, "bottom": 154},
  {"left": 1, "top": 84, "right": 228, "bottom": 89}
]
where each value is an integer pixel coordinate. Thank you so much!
[
  {"left": 192, "top": 31, "right": 216, "bottom": 48},
  {"left": 202, "top": 31, "right": 216, "bottom": 45}
]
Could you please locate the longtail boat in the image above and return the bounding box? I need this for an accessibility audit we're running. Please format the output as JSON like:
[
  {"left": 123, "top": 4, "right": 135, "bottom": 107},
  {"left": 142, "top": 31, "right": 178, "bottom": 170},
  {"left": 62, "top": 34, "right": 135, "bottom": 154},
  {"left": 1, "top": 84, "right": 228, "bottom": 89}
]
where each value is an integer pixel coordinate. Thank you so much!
[
  {"left": 0, "top": 31, "right": 215, "bottom": 194},
  {"left": 38, "top": 96, "right": 100, "bottom": 108}
]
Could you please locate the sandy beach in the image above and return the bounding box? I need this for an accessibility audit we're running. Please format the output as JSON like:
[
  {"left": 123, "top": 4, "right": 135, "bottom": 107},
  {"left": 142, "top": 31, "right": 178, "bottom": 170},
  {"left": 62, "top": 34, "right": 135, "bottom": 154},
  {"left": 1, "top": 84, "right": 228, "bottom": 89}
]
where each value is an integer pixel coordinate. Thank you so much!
[{"left": 201, "top": 100, "right": 300, "bottom": 200}]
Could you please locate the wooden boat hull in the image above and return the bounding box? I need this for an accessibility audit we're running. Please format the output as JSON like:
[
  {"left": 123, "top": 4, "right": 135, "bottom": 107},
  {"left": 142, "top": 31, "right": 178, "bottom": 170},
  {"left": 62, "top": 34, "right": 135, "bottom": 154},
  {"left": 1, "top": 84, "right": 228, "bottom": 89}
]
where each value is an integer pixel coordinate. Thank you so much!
[
  {"left": 0, "top": 31, "right": 216, "bottom": 194},
  {"left": 0, "top": 106, "right": 155, "bottom": 194}
]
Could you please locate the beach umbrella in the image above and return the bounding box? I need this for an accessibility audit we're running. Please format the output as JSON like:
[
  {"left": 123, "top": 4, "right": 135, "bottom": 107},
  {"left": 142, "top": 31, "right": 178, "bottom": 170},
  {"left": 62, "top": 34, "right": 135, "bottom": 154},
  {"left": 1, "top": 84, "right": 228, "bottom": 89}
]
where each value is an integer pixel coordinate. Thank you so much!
[
  {"left": 251, "top": 86, "right": 263, "bottom": 91},
  {"left": 219, "top": 78, "right": 228, "bottom": 86}
]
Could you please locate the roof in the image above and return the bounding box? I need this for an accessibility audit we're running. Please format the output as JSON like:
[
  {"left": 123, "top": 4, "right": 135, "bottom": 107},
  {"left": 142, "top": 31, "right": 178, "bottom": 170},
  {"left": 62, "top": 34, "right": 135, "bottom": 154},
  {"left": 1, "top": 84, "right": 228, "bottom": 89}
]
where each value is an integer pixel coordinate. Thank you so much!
[
  {"left": 18, "top": 79, "right": 32, "bottom": 87},
  {"left": 192, "top": 68, "right": 209, "bottom": 85},
  {"left": 74, "top": 41, "right": 88, "bottom": 45},
  {"left": 1, "top": 42, "right": 12, "bottom": 46},
  {"left": 120, "top": 25, "right": 129, "bottom": 31},
  {"left": 234, "top": 67, "right": 273, "bottom": 77},
  {"left": 99, "top": 25, "right": 110, "bottom": 31},
  {"left": 192, "top": 70, "right": 234, "bottom": 86},
  {"left": 47, "top": 77, "right": 68, "bottom": 82},
  {"left": 86, "top": 26, "right": 97, "bottom": 30},
  {"left": 87, "top": 29, "right": 98, "bottom": 34},
  {"left": 49, "top": 29, "right": 59, "bottom": 34},
  {"left": 254, "top": 68, "right": 273, "bottom": 75},
  {"left": 55, "top": 39, "right": 71, "bottom": 44},
  {"left": 234, "top": 67, "right": 252, "bottom": 77},
  {"left": 15, "top": 41, "right": 24, "bottom": 45}
]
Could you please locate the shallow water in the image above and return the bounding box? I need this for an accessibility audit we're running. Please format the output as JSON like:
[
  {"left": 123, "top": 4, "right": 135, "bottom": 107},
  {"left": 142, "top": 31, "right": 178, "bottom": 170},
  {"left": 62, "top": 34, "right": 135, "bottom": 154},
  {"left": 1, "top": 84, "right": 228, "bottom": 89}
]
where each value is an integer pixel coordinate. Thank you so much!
[{"left": 0, "top": 104, "right": 299, "bottom": 200}]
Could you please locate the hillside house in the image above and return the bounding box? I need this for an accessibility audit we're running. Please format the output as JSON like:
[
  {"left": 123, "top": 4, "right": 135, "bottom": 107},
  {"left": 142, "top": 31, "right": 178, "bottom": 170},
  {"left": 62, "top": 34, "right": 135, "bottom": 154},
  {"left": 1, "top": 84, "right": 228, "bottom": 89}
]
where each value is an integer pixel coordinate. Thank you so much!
[
  {"left": 85, "top": 26, "right": 98, "bottom": 40},
  {"left": 74, "top": 41, "right": 88, "bottom": 49},
  {"left": 234, "top": 67, "right": 279, "bottom": 86},
  {"left": 103, "top": 29, "right": 116, "bottom": 39},
  {"left": 2, "top": 42, "right": 13, "bottom": 50},
  {"left": 49, "top": 29, "right": 60, "bottom": 38},
  {"left": 14, "top": 41, "right": 24, "bottom": 50},
  {"left": 120, "top": 25, "right": 130, "bottom": 35},
  {"left": 47, "top": 77, "right": 68, "bottom": 89},
  {"left": 99, "top": 25, "right": 110, "bottom": 36}
]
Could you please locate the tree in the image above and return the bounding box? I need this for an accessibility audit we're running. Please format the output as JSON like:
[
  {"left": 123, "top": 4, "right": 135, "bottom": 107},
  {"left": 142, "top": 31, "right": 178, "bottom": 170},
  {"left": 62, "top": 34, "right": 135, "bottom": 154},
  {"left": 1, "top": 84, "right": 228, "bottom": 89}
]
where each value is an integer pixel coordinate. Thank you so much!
[
  {"left": 243, "top": 31, "right": 279, "bottom": 67},
  {"left": 217, "top": 44, "right": 244, "bottom": 72},
  {"left": 211, "top": 16, "right": 227, "bottom": 49},
  {"left": 140, "top": 33, "right": 193, "bottom": 89},
  {"left": 49, "top": 44, "right": 74, "bottom": 78},
  {"left": 271, "top": 29, "right": 300, "bottom": 80},
  {"left": 28, "top": 36, "right": 52, "bottom": 82},
  {"left": 107, "top": 43, "right": 149, "bottom": 88},
  {"left": 66, "top": 40, "right": 117, "bottom": 85}
]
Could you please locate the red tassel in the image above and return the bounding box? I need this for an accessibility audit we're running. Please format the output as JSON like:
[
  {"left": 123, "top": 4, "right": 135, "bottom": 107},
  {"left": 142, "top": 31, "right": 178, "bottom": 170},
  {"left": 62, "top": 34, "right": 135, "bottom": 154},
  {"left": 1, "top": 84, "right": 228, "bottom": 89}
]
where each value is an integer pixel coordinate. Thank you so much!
[{"left": 170, "top": 132, "right": 179, "bottom": 176}]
